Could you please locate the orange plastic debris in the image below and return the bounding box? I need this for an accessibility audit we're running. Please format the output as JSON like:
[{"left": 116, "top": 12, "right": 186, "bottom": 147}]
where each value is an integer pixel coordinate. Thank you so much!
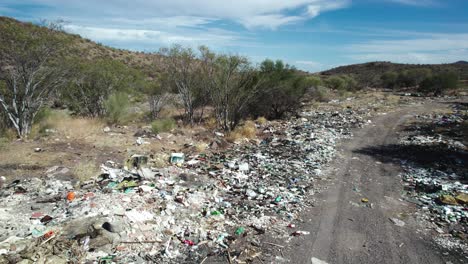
[
  {"left": 67, "top": 191, "right": 76, "bottom": 201},
  {"left": 44, "top": 231, "right": 54, "bottom": 239}
]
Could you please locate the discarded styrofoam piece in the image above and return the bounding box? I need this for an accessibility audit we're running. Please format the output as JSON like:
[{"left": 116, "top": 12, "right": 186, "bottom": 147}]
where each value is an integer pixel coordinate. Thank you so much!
[
  {"left": 170, "top": 153, "right": 185, "bottom": 164},
  {"left": 125, "top": 210, "right": 154, "bottom": 223},
  {"left": 239, "top": 163, "right": 249, "bottom": 172}
]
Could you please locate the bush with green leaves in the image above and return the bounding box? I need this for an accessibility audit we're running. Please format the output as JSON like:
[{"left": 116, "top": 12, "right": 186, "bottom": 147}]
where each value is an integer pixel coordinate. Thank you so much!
[
  {"left": 151, "top": 118, "right": 176, "bottom": 134},
  {"left": 249, "top": 59, "right": 308, "bottom": 119},
  {"left": 419, "top": 72, "right": 459, "bottom": 95},
  {"left": 381, "top": 71, "right": 399, "bottom": 88},
  {"left": 325, "top": 76, "right": 346, "bottom": 90},
  {"left": 309, "top": 86, "right": 331, "bottom": 102},
  {"left": 104, "top": 92, "right": 130, "bottom": 124},
  {"left": 63, "top": 59, "right": 143, "bottom": 117}
]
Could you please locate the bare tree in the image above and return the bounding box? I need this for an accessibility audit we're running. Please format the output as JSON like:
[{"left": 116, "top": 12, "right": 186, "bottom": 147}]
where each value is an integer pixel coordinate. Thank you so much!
[
  {"left": 159, "top": 45, "right": 201, "bottom": 125},
  {"left": 0, "top": 19, "right": 69, "bottom": 138}
]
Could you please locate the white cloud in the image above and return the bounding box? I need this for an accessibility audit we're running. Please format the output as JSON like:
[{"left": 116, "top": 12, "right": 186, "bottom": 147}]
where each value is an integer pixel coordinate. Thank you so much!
[
  {"left": 388, "top": 0, "right": 439, "bottom": 6},
  {"left": 0, "top": 0, "right": 350, "bottom": 29},
  {"left": 65, "top": 25, "right": 243, "bottom": 48},
  {"left": 349, "top": 33, "right": 468, "bottom": 53},
  {"left": 349, "top": 50, "right": 468, "bottom": 64},
  {"left": 348, "top": 33, "right": 468, "bottom": 64},
  {"left": 295, "top": 60, "right": 322, "bottom": 68}
]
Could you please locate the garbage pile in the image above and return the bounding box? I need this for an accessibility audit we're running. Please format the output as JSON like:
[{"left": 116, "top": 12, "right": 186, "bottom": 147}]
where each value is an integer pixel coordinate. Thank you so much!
[
  {"left": 0, "top": 108, "right": 367, "bottom": 263},
  {"left": 399, "top": 105, "right": 468, "bottom": 252}
]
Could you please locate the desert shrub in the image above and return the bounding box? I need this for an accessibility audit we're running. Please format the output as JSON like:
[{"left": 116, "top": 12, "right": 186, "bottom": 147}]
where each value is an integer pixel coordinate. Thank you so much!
[
  {"left": 256, "top": 116, "right": 268, "bottom": 125},
  {"left": 381, "top": 71, "right": 399, "bottom": 88},
  {"left": 63, "top": 59, "right": 143, "bottom": 117},
  {"left": 398, "top": 68, "right": 432, "bottom": 87},
  {"left": 29, "top": 107, "right": 58, "bottom": 137},
  {"left": 151, "top": 118, "right": 176, "bottom": 134},
  {"left": 419, "top": 72, "right": 459, "bottom": 95},
  {"left": 309, "top": 86, "right": 331, "bottom": 102},
  {"left": 204, "top": 117, "right": 217, "bottom": 129},
  {"left": 0, "top": 137, "right": 9, "bottom": 150},
  {"left": 342, "top": 75, "right": 359, "bottom": 91},
  {"left": 325, "top": 76, "right": 346, "bottom": 90},
  {"left": 73, "top": 160, "right": 100, "bottom": 182},
  {"left": 250, "top": 59, "right": 308, "bottom": 120},
  {"left": 227, "top": 120, "right": 257, "bottom": 141},
  {"left": 104, "top": 92, "right": 130, "bottom": 124},
  {"left": 305, "top": 76, "right": 322, "bottom": 88},
  {"left": 33, "top": 107, "right": 53, "bottom": 124}
]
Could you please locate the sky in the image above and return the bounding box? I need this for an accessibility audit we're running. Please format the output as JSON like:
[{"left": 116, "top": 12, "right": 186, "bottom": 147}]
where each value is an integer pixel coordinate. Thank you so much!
[{"left": 1, "top": 0, "right": 468, "bottom": 72}]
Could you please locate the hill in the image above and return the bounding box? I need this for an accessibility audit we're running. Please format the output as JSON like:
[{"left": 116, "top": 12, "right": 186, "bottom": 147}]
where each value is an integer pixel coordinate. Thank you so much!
[
  {"left": 0, "top": 16, "right": 163, "bottom": 77},
  {"left": 321, "top": 61, "right": 468, "bottom": 87}
]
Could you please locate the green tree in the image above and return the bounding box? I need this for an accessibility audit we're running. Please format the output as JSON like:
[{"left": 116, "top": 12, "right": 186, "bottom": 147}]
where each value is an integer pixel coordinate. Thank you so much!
[
  {"left": 253, "top": 59, "right": 307, "bottom": 119},
  {"left": 305, "top": 76, "right": 322, "bottom": 88},
  {"left": 104, "top": 92, "right": 130, "bottom": 124},
  {"left": 342, "top": 75, "right": 358, "bottom": 91},
  {"left": 419, "top": 72, "right": 458, "bottom": 95},
  {"left": 0, "top": 20, "right": 70, "bottom": 138},
  {"left": 202, "top": 51, "right": 260, "bottom": 130},
  {"left": 381, "top": 71, "right": 398, "bottom": 88},
  {"left": 64, "top": 59, "right": 141, "bottom": 117},
  {"left": 325, "top": 76, "right": 346, "bottom": 90}
]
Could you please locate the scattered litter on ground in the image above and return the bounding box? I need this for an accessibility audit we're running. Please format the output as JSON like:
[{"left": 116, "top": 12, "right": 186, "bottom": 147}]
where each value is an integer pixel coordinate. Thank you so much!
[
  {"left": 399, "top": 103, "right": 467, "bottom": 253},
  {"left": 0, "top": 108, "right": 370, "bottom": 263}
]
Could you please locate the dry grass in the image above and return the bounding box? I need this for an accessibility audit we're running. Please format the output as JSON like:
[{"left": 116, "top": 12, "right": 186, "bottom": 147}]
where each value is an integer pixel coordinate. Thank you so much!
[
  {"left": 204, "top": 117, "right": 217, "bottom": 130},
  {"left": 49, "top": 115, "right": 103, "bottom": 140},
  {"left": 72, "top": 159, "right": 100, "bottom": 182},
  {"left": 227, "top": 120, "right": 257, "bottom": 142},
  {"left": 256, "top": 117, "right": 268, "bottom": 125},
  {"left": 195, "top": 142, "right": 208, "bottom": 152}
]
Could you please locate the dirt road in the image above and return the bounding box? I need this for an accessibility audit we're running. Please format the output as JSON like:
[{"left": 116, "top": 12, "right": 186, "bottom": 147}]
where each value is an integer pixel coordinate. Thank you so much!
[{"left": 284, "top": 102, "right": 463, "bottom": 264}]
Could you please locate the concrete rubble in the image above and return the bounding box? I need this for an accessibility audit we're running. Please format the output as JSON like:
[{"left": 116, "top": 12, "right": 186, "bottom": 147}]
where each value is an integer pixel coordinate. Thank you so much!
[{"left": 0, "top": 108, "right": 369, "bottom": 263}]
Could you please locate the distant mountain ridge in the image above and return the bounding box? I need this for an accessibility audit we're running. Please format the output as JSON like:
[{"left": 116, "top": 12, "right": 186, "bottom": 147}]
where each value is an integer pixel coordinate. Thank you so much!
[{"left": 320, "top": 61, "right": 468, "bottom": 87}]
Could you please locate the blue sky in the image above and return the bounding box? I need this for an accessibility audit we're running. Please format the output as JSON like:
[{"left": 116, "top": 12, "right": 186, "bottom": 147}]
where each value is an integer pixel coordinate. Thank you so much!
[{"left": 1, "top": 0, "right": 467, "bottom": 72}]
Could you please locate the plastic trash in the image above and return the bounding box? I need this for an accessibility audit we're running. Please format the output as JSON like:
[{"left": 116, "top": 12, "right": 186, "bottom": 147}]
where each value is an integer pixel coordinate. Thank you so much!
[
  {"left": 235, "top": 227, "right": 245, "bottom": 235},
  {"left": 170, "top": 153, "right": 185, "bottom": 165},
  {"left": 67, "top": 191, "right": 76, "bottom": 201}
]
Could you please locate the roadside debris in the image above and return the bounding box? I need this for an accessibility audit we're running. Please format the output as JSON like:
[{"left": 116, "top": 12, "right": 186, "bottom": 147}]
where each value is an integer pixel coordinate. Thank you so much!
[
  {"left": 0, "top": 108, "right": 368, "bottom": 263},
  {"left": 389, "top": 218, "right": 406, "bottom": 227},
  {"left": 399, "top": 104, "right": 467, "bottom": 252}
]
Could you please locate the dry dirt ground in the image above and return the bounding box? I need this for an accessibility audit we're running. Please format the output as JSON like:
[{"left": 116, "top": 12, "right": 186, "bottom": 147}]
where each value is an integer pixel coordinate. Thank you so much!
[{"left": 280, "top": 100, "right": 467, "bottom": 264}]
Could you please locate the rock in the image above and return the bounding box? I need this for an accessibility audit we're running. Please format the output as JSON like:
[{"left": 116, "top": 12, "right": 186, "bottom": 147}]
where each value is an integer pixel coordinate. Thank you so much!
[
  {"left": 439, "top": 195, "right": 458, "bottom": 205},
  {"left": 45, "top": 255, "right": 67, "bottom": 264},
  {"left": 311, "top": 257, "right": 329, "bottom": 264},
  {"left": 246, "top": 189, "right": 257, "bottom": 198},
  {"left": 455, "top": 193, "right": 468, "bottom": 205},
  {"left": 103, "top": 127, "right": 111, "bottom": 133},
  {"left": 389, "top": 218, "right": 405, "bottom": 227},
  {"left": 0, "top": 176, "right": 5, "bottom": 189}
]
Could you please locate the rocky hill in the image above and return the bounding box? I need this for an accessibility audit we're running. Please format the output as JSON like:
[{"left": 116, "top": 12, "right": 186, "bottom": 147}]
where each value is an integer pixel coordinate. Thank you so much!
[
  {"left": 0, "top": 16, "right": 163, "bottom": 77},
  {"left": 321, "top": 61, "right": 468, "bottom": 87}
]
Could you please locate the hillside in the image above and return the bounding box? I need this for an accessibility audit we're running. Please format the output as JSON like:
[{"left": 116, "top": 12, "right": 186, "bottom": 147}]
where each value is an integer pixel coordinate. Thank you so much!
[
  {"left": 321, "top": 61, "right": 468, "bottom": 87},
  {"left": 0, "top": 16, "right": 162, "bottom": 77}
]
